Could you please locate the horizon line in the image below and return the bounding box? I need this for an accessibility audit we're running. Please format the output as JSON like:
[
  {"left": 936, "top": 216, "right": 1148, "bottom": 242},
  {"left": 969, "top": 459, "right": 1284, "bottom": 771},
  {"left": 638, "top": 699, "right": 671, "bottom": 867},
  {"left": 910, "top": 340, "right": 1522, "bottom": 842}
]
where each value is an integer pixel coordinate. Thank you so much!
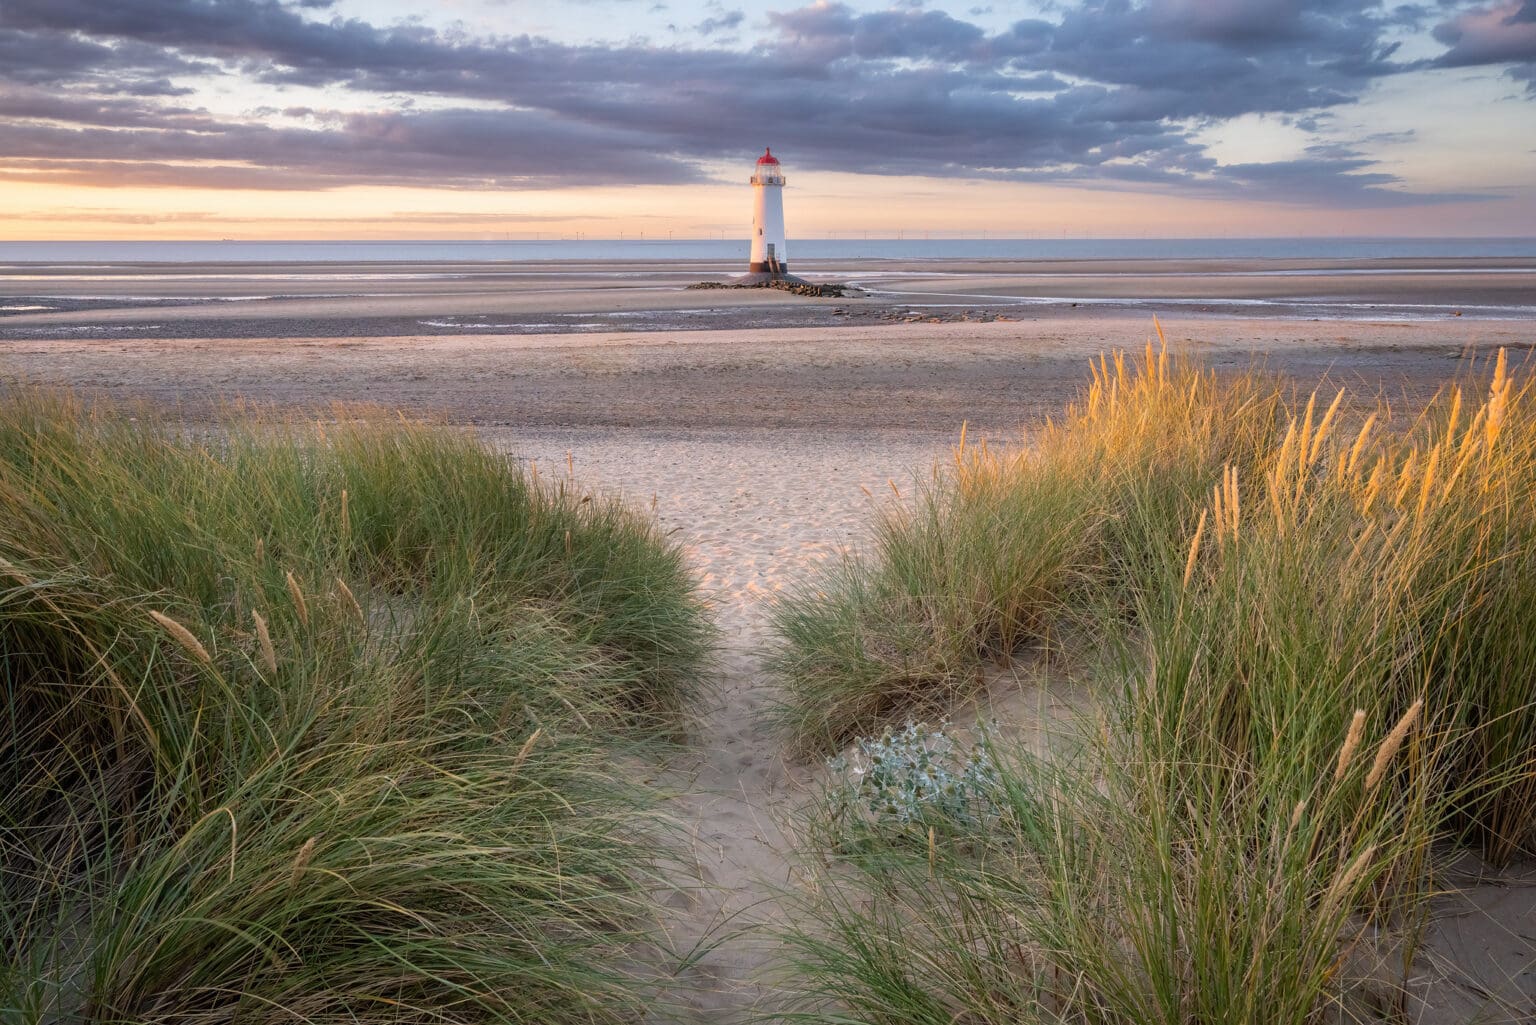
[{"left": 5, "top": 234, "right": 1536, "bottom": 244}]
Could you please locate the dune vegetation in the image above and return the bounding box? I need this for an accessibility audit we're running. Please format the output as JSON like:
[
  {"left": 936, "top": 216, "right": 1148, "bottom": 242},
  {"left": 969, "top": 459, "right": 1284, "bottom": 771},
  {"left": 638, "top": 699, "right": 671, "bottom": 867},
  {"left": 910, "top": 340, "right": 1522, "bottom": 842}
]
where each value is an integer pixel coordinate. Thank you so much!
[
  {"left": 0, "top": 390, "right": 711, "bottom": 1023},
  {"left": 6, "top": 335, "right": 1533, "bottom": 1024},
  {"left": 772, "top": 338, "right": 1536, "bottom": 1023}
]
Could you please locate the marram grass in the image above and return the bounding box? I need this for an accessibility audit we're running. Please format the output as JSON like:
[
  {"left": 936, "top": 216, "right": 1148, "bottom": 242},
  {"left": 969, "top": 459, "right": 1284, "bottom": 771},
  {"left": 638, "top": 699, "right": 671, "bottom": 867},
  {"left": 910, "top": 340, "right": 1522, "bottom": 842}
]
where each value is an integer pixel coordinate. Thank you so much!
[
  {"left": 0, "top": 389, "right": 711, "bottom": 1023},
  {"left": 775, "top": 342, "right": 1536, "bottom": 1024},
  {"left": 768, "top": 336, "right": 1288, "bottom": 751}
]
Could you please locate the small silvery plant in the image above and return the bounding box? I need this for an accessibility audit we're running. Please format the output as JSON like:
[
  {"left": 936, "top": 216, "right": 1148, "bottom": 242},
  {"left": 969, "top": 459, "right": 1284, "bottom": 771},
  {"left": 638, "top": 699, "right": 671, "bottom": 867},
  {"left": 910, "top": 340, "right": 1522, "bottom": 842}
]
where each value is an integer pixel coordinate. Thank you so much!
[{"left": 826, "top": 720, "right": 999, "bottom": 828}]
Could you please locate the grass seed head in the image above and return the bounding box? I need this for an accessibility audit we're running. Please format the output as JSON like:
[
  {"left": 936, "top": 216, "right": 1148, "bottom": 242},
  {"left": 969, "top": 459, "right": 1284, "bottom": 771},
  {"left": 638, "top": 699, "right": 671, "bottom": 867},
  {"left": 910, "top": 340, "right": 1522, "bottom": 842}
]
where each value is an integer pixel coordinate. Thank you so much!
[
  {"left": 1334, "top": 709, "right": 1367, "bottom": 783},
  {"left": 336, "top": 576, "right": 365, "bottom": 624},
  {"left": 1182, "top": 509, "right": 1208, "bottom": 589},
  {"left": 1366, "top": 699, "right": 1423, "bottom": 792},
  {"left": 510, "top": 728, "right": 543, "bottom": 774},
  {"left": 289, "top": 836, "right": 318, "bottom": 891},
  {"left": 1326, "top": 844, "right": 1378, "bottom": 911},
  {"left": 286, "top": 570, "right": 309, "bottom": 627},
  {"left": 251, "top": 609, "right": 277, "bottom": 674},
  {"left": 1345, "top": 414, "right": 1377, "bottom": 477},
  {"left": 149, "top": 610, "right": 212, "bottom": 666}
]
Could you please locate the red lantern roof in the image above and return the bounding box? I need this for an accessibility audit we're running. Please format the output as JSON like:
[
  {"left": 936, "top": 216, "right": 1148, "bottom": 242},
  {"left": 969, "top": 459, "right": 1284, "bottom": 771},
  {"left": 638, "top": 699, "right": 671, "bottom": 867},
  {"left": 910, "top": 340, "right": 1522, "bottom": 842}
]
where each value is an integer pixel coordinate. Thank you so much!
[{"left": 756, "top": 147, "right": 780, "bottom": 165}]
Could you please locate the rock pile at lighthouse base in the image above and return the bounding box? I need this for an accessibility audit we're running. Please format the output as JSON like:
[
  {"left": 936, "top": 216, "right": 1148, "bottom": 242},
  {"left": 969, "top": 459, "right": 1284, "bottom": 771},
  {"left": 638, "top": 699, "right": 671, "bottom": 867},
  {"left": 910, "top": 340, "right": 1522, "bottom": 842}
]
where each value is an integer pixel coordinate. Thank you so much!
[{"left": 689, "top": 279, "right": 860, "bottom": 298}]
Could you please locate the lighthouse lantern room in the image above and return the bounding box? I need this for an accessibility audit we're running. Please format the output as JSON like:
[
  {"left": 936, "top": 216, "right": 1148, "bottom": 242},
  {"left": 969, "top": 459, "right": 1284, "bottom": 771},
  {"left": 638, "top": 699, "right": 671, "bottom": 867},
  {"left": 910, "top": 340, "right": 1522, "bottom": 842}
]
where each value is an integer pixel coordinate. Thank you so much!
[{"left": 748, "top": 147, "right": 788, "bottom": 278}]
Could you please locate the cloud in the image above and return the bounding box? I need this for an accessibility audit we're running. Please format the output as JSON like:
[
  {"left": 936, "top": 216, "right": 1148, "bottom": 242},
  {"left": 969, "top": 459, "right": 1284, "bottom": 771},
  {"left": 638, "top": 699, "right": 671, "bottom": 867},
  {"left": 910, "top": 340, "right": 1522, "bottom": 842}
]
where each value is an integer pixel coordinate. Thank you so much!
[
  {"left": 0, "top": 207, "right": 582, "bottom": 225},
  {"left": 0, "top": 207, "right": 228, "bottom": 223},
  {"left": 992, "top": 0, "right": 1415, "bottom": 119},
  {"left": 696, "top": 8, "right": 745, "bottom": 34},
  {"left": 0, "top": 24, "right": 214, "bottom": 92},
  {"left": 0, "top": 0, "right": 1523, "bottom": 206},
  {"left": 1433, "top": 0, "right": 1536, "bottom": 87},
  {"left": 1211, "top": 155, "right": 1485, "bottom": 206},
  {"left": 768, "top": 2, "right": 987, "bottom": 60},
  {"left": 0, "top": 102, "right": 706, "bottom": 189},
  {"left": 0, "top": 88, "right": 220, "bottom": 130}
]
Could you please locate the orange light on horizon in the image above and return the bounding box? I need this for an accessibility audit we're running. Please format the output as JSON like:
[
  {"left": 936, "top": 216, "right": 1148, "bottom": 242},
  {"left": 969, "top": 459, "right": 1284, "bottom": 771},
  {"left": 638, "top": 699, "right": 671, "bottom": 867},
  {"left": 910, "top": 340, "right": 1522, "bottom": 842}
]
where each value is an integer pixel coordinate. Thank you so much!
[{"left": 1, "top": 173, "right": 1532, "bottom": 241}]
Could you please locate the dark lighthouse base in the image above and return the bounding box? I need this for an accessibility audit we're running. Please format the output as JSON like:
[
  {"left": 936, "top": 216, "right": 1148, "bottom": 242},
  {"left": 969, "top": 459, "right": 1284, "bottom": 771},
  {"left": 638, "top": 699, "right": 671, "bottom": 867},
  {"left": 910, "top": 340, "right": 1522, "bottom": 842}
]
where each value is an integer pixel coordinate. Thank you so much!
[{"left": 738, "top": 265, "right": 809, "bottom": 286}]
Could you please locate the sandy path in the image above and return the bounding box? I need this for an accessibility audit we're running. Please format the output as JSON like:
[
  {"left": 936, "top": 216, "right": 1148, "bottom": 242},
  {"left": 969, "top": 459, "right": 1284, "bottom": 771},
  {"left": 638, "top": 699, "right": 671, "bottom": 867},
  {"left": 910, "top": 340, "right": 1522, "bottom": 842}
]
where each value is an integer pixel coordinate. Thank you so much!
[{"left": 496, "top": 429, "right": 951, "bottom": 1019}]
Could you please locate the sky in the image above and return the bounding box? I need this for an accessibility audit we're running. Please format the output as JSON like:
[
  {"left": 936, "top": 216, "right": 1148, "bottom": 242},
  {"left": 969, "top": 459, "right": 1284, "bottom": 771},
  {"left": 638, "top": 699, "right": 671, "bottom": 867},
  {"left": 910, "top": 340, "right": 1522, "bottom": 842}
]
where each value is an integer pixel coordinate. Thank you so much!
[{"left": 1, "top": 0, "right": 1533, "bottom": 239}]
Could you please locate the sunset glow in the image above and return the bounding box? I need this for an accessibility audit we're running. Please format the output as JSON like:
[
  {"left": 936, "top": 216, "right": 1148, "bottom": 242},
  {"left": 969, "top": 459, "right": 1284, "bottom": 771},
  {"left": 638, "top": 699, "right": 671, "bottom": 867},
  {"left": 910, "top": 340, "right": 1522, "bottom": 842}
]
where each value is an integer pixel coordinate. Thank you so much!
[{"left": 2, "top": 0, "right": 1533, "bottom": 240}]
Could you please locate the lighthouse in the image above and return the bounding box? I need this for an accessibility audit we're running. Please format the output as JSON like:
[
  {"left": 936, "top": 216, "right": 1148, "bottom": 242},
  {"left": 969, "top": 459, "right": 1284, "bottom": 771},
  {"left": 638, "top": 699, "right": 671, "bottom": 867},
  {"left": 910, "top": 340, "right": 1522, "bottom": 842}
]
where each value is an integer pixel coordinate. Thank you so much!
[{"left": 748, "top": 147, "right": 789, "bottom": 279}]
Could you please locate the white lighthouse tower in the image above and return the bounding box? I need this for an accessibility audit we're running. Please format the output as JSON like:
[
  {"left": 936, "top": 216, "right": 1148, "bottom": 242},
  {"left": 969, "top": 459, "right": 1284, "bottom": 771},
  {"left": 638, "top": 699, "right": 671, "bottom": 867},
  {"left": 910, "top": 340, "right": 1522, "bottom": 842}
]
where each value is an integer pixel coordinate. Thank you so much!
[{"left": 748, "top": 147, "right": 789, "bottom": 279}]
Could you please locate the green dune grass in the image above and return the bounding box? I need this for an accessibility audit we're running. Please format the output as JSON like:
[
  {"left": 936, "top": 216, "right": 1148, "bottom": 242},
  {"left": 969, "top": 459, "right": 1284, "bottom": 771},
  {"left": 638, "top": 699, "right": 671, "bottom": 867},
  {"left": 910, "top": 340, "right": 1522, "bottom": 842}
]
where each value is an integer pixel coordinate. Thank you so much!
[
  {"left": 0, "top": 390, "right": 711, "bottom": 1023},
  {"left": 774, "top": 342, "right": 1536, "bottom": 1024}
]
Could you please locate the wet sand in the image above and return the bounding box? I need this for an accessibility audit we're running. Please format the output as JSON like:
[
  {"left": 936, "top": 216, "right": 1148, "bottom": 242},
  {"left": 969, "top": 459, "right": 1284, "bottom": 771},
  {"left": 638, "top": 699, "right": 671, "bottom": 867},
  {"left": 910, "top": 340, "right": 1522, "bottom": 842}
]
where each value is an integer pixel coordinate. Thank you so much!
[{"left": 2, "top": 256, "right": 1533, "bottom": 341}]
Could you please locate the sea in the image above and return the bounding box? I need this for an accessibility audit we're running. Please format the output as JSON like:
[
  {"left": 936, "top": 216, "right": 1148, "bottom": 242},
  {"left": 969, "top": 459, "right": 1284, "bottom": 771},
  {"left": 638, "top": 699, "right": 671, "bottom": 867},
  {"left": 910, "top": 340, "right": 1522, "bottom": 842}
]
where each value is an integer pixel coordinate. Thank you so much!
[{"left": 3, "top": 237, "right": 1536, "bottom": 264}]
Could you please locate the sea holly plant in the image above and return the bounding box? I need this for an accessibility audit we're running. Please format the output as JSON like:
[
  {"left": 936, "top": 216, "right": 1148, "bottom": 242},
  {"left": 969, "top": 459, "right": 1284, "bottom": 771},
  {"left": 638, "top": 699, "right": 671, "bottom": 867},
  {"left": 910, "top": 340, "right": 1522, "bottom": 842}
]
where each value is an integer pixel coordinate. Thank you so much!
[{"left": 825, "top": 720, "right": 1000, "bottom": 831}]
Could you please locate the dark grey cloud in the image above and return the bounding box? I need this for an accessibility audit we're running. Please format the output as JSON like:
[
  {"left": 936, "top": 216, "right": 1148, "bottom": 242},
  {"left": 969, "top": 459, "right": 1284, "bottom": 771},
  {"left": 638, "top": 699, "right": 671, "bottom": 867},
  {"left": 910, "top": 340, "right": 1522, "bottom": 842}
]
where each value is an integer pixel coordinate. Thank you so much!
[
  {"left": 0, "top": 89, "right": 220, "bottom": 130},
  {"left": 993, "top": 0, "right": 1414, "bottom": 120},
  {"left": 1433, "top": 0, "right": 1536, "bottom": 87},
  {"left": 769, "top": 3, "right": 987, "bottom": 60},
  {"left": 0, "top": 0, "right": 1523, "bottom": 204},
  {"left": 0, "top": 25, "right": 214, "bottom": 92},
  {"left": 0, "top": 102, "right": 706, "bottom": 189}
]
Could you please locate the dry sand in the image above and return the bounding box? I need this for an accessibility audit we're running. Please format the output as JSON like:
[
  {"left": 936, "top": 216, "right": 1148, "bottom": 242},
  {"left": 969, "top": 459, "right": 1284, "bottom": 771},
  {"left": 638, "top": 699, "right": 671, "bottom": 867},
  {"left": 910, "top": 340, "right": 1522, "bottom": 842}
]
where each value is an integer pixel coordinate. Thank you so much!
[
  {"left": 511, "top": 432, "right": 949, "bottom": 1017},
  {"left": 2, "top": 318, "right": 1531, "bottom": 433},
  {"left": 3, "top": 296, "right": 1535, "bottom": 1021}
]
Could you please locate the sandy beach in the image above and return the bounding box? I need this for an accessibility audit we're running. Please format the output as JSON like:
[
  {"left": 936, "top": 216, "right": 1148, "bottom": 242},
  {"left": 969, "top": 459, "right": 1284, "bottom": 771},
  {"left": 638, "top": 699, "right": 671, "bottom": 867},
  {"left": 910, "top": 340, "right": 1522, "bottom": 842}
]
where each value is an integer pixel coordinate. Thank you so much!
[
  {"left": 3, "top": 262, "right": 1535, "bottom": 1021},
  {"left": 2, "top": 318, "right": 1531, "bottom": 435}
]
